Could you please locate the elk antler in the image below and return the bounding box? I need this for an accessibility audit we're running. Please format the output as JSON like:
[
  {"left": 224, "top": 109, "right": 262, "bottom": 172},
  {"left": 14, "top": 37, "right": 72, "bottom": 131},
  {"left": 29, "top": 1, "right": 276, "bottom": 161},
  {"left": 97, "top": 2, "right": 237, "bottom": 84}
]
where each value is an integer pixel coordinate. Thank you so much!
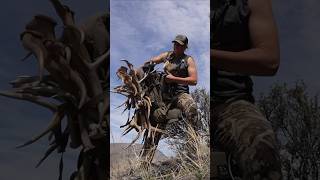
[{"left": 113, "top": 60, "right": 166, "bottom": 149}]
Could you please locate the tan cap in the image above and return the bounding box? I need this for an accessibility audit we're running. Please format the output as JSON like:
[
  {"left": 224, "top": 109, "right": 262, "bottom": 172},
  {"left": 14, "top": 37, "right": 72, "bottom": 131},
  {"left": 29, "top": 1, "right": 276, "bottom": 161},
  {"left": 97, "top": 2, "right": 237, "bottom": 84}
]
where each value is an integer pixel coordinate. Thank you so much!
[{"left": 172, "top": 34, "right": 188, "bottom": 47}]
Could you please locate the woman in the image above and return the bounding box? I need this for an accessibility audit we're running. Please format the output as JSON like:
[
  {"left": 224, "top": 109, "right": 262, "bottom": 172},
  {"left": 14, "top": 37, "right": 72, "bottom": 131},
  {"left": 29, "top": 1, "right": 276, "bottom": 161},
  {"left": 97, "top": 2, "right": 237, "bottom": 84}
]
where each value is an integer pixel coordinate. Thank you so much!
[
  {"left": 146, "top": 34, "right": 199, "bottom": 129},
  {"left": 211, "top": 0, "right": 282, "bottom": 179}
]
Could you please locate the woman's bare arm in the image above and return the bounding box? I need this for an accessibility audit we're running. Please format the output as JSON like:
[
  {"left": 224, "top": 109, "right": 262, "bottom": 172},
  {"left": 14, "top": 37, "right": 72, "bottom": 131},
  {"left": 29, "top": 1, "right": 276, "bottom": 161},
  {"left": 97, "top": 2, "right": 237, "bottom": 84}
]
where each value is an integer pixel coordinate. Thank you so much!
[
  {"left": 165, "top": 56, "right": 198, "bottom": 86},
  {"left": 145, "top": 52, "right": 169, "bottom": 65},
  {"left": 211, "top": 0, "right": 280, "bottom": 76}
]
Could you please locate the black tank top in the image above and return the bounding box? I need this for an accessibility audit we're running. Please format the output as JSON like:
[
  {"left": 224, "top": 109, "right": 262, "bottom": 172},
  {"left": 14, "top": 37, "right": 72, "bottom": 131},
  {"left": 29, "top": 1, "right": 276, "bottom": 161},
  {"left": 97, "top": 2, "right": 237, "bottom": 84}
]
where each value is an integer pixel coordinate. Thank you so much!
[
  {"left": 164, "top": 51, "right": 190, "bottom": 95},
  {"left": 211, "top": 0, "right": 254, "bottom": 104}
]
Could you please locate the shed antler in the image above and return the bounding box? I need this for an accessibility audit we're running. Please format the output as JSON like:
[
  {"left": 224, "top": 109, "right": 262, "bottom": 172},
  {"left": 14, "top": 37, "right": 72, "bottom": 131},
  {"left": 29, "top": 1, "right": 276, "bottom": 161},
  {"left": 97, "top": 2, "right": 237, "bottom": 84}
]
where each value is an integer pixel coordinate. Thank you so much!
[{"left": 113, "top": 61, "right": 165, "bottom": 149}]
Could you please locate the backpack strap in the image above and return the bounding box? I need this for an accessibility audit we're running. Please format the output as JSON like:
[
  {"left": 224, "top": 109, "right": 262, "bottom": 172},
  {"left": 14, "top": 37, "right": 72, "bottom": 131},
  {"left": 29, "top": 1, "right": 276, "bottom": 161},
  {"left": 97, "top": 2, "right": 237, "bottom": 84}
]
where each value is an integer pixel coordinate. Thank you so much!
[
  {"left": 164, "top": 51, "right": 174, "bottom": 62},
  {"left": 181, "top": 54, "right": 190, "bottom": 68},
  {"left": 211, "top": 0, "right": 232, "bottom": 45},
  {"left": 163, "top": 51, "right": 174, "bottom": 73}
]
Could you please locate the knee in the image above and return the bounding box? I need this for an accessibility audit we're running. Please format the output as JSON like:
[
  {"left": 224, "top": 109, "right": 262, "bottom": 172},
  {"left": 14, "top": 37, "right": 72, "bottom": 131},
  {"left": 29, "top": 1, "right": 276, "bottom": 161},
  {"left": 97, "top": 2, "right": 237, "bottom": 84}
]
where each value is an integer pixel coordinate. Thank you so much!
[
  {"left": 239, "top": 138, "right": 282, "bottom": 179},
  {"left": 185, "top": 102, "right": 197, "bottom": 119},
  {"left": 241, "top": 131, "right": 279, "bottom": 163}
]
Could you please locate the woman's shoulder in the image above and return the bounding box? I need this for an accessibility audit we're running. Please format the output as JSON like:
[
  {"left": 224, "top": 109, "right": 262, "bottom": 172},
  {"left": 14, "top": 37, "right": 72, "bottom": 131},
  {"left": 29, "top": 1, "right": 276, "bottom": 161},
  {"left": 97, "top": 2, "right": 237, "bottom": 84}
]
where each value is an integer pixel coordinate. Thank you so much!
[{"left": 184, "top": 55, "right": 195, "bottom": 65}]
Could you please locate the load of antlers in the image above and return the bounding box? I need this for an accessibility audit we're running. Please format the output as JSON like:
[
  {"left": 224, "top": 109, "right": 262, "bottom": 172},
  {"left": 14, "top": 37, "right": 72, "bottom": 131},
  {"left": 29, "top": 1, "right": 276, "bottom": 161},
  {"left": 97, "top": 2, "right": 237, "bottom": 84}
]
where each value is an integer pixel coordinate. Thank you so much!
[
  {"left": 113, "top": 60, "right": 166, "bottom": 150},
  {"left": 0, "top": 0, "right": 109, "bottom": 180}
]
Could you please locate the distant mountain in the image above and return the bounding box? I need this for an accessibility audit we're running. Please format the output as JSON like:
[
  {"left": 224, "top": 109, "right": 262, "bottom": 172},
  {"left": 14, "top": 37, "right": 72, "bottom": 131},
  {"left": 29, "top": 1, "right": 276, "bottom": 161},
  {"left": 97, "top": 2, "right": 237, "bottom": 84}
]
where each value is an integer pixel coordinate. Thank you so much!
[{"left": 110, "top": 143, "right": 168, "bottom": 168}]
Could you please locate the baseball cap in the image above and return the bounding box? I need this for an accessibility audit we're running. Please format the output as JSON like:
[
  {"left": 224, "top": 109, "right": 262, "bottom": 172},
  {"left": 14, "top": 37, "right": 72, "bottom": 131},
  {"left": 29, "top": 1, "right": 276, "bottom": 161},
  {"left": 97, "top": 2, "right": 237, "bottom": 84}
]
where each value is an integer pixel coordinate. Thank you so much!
[{"left": 172, "top": 34, "right": 188, "bottom": 47}]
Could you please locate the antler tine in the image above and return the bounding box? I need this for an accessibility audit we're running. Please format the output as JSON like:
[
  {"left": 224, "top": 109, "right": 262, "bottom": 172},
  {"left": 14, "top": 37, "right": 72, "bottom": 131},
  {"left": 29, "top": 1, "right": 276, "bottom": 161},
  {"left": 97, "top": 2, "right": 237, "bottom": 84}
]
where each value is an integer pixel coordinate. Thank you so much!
[
  {"left": 78, "top": 115, "right": 95, "bottom": 151},
  {"left": 35, "top": 143, "right": 59, "bottom": 168},
  {"left": 0, "top": 91, "right": 58, "bottom": 112},
  {"left": 110, "top": 90, "right": 129, "bottom": 97},
  {"left": 120, "top": 59, "right": 134, "bottom": 70},
  {"left": 122, "top": 115, "right": 140, "bottom": 135},
  {"left": 89, "top": 49, "right": 109, "bottom": 70},
  {"left": 16, "top": 110, "right": 64, "bottom": 148},
  {"left": 122, "top": 126, "right": 133, "bottom": 136},
  {"left": 138, "top": 68, "right": 157, "bottom": 84},
  {"left": 125, "top": 130, "right": 142, "bottom": 149},
  {"left": 50, "top": 0, "right": 75, "bottom": 26}
]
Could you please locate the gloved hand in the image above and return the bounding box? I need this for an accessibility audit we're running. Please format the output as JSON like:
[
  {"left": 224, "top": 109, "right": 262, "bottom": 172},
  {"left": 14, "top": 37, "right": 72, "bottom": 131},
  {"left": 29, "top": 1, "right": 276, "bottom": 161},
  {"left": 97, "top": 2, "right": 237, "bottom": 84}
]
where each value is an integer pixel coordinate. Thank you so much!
[{"left": 142, "top": 61, "right": 155, "bottom": 72}]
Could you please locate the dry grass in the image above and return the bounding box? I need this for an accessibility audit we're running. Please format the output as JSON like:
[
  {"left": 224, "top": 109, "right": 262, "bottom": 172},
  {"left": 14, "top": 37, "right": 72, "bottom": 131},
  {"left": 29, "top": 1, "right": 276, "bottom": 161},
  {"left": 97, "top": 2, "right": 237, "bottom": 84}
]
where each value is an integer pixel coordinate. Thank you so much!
[
  {"left": 167, "top": 124, "right": 210, "bottom": 180},
  {"left": 110, "top": 122, "right": 210, "bottom": 180}
]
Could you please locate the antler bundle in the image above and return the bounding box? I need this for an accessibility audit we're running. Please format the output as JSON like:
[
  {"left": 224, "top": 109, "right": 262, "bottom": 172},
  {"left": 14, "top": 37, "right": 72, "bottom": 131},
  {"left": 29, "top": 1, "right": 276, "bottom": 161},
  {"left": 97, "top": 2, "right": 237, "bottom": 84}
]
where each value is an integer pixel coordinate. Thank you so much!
[
  {"left": 114, "top": 60, "right": 164, "bottom": 148},
  {"left": 0, "top": 1, "right": 109, "bottom": 180}
]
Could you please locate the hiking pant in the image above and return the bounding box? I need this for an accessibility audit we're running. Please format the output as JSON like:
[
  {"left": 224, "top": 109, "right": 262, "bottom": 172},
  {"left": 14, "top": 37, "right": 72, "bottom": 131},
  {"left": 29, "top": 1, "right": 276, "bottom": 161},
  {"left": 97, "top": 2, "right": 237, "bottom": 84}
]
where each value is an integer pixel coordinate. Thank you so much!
[
  {"left": 176, "top": 93, "right": 198, "bottom": 128},
  {"left": 212, "top": 100, "right": 282, "bottom": 180}
]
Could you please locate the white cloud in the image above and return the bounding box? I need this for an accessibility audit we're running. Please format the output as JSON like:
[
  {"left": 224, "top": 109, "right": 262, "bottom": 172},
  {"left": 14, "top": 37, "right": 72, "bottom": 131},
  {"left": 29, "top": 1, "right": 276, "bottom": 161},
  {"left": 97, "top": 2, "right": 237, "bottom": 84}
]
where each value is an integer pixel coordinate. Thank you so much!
[
  {"left": 110, "top": 0, "right": 209, "bottom": 65},
  {"left": 141, "top": 1, "right": 210, "bottom": 49}
]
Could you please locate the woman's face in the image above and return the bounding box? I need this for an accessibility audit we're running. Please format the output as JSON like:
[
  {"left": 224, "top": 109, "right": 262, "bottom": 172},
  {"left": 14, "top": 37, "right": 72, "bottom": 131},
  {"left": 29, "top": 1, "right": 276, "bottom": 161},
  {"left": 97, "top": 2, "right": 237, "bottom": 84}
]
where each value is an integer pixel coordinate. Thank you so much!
[{"left": 173, "top": 42, "right": 186, "bottom": 55}]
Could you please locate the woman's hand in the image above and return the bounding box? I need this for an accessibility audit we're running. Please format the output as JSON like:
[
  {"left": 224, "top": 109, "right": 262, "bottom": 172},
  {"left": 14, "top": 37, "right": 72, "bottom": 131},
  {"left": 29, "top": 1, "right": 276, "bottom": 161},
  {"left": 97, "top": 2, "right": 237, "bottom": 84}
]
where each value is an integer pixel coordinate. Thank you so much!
[{"left": 165, "top": 73, "right": 175, "bottom": 83}]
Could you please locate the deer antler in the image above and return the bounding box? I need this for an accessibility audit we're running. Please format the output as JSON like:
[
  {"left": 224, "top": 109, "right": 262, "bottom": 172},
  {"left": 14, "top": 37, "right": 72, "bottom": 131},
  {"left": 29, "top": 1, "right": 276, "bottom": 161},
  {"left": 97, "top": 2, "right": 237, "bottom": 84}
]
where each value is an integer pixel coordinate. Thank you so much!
[{"left": 114, "top": 60, "right": 166, "bottom": 148}]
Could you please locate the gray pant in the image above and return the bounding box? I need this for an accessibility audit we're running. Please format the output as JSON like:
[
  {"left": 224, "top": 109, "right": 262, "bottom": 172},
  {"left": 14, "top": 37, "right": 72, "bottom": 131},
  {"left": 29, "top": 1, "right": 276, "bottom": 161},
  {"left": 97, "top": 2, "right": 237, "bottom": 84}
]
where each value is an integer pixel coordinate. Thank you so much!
[{"left": 212, "top": 100, "right": 282, "bottom": 180}]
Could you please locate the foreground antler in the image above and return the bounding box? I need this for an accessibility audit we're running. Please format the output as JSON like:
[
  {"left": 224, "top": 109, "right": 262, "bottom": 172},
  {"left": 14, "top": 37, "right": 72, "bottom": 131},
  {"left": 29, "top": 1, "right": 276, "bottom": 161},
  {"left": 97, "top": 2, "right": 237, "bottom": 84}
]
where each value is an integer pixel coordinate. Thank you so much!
[
  {"left": 1, "top": 1, "right": 109, "bottom": 180},
  {"left": 114, "top": 61, "right": 165, "bottom": 149}
]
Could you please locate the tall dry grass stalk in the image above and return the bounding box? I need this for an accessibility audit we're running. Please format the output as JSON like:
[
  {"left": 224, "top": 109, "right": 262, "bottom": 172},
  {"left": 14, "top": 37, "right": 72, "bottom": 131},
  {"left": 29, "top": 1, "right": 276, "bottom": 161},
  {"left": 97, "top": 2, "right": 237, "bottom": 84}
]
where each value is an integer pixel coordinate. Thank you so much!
[
  {"left": 110, "top": 121, "right": 210, "bottom": 180},
  {"left": 170, "top": 124, "right": 210, "bottom": 180}
]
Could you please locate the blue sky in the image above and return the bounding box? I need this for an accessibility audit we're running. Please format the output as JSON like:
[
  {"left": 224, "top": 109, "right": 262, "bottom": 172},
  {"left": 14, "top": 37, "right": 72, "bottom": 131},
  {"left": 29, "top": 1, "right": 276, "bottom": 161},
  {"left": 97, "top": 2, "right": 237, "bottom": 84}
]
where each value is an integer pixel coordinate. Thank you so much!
[{"left": 109, "top": 0, "right": 210, "bottom": 156}]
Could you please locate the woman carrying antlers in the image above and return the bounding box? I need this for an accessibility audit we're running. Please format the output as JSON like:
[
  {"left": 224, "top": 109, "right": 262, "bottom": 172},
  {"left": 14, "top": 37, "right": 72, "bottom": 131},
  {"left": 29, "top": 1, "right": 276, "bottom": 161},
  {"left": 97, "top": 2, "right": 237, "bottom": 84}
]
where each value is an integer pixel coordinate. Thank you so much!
[{"left": 145, "top": 34, "right": 200, "bottom": 132}]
